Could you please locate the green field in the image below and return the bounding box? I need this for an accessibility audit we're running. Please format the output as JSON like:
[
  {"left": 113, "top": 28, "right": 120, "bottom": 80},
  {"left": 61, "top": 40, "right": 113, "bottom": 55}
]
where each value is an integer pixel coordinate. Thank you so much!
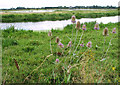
[
  {"left": 2, "top": 21, "right": 119, "bottom": 83},
  {"left": 1, "top": 9, "right": 118, "bottom": 22}
]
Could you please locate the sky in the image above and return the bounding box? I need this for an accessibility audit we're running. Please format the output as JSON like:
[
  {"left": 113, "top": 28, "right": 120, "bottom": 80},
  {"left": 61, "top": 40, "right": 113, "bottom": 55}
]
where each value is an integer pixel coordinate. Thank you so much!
[{"left": 0, "top": 0, "right": 119, "bottom": 9}]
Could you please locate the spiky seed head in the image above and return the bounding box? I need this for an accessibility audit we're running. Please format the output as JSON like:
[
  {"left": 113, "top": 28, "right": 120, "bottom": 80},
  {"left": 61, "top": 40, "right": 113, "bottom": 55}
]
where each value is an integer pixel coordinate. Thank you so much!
[
  {"left": 71, "top": 15, "right": 76, "bottom": 23},
  {"left": 76, "top": 21, "right": 81, "bottom": 30},
  {"left": 103, "top": 27, "right": 109, "bottom": 36}
]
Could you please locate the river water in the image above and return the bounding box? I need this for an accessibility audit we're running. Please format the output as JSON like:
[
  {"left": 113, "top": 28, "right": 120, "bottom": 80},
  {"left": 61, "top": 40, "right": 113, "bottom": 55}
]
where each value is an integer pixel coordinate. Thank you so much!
[{"left": 0, "top": 16, "right": 119, "bottom": 31}]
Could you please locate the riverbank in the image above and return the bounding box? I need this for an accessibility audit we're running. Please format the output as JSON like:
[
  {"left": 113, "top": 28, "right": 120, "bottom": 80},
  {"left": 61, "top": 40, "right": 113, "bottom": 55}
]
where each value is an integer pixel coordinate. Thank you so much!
[
  {"left": 2, "top": 9, "right": 118, "bottom": 23},
  {"left": 2, "top": 22, "right": 119, "bottom": 83}
]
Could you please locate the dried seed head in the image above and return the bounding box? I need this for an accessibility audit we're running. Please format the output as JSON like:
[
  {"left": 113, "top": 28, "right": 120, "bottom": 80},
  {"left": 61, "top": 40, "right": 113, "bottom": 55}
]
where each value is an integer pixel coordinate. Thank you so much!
[
  {"left": 103, "top": 27, "right": 109, "bottom": 36},
  {"left": 48, "top": 30, "right": 52, "bottom": 36},
  {"left": 82, "top": 24, "right": 86, "bottom": 31},
  {"left": 76, "top": 21, "right": 81, "bottom": 30},
  {"left": 56, "top": 37, "right": 60, "bottom": 43},
  {"left": 58, "top": 42, "right": 64, "bottom": 48},
  {"left": 94, "top": 23, "right": 99, "bottom": 30},
  {"left": 87, "top": 41, "right": 92, "bottom": 48},
  {"left": 71, "top": 15, "right": 76, "bottom": 23},
  {"left": 112, "top": 28, "right": 116, "bottom": 34}
]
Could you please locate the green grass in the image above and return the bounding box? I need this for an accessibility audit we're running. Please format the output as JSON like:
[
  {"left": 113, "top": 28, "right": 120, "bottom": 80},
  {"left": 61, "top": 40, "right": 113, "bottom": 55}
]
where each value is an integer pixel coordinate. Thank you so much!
[
  {"left": 2, "top": 22, "right": 119, "bottom": 83},
  {"left": 2, "top": 9, "right": 118, "bottom": 22}
]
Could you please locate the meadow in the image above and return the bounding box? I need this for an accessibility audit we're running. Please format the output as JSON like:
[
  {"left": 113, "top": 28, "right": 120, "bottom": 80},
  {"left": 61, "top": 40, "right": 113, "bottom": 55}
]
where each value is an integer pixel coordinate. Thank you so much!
[
  {"left": 2, "top": 21, "right": 119, "bottom": 83},
  {"left": 2, "top": 9, "right": 118, "bottom": 22}
]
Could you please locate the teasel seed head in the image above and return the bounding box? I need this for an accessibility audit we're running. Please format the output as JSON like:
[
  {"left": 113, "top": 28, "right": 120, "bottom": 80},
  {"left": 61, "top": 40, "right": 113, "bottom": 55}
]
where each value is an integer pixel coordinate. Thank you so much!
[
  {"left": 58, "top": 42, "right": 64, "bottom": 48},
  {"left": 56, "top": 59, "right": 59, "bottom": 63},
  {"left": 94, "top": 23, "right": 99, "bottom": 30},
  {"left": 87, "top": 41, "right": 92, "bottom": 48},
  {"left": 82, "top": 24, "right": 86, "bottom": 31},
  {"left": 56, "top": 37, "right": 60, "bottom": 43},
  {"left": 103, "top": 27, "right": 109, "bottom": 36},
  {"left": 76, "top": 21, "right": 81, "bottom": 30},
  {"left": 80, "top": 42, "right": 84, "bottom": 47},
  {"left": 112, "top": 28, "right": 116, "bottom": 34},
  {"left": 71, "top": 15, "right": 76, "bottom": 23},
  {"left": 67, "top": 41, "right": 72, "bottom": 47}
]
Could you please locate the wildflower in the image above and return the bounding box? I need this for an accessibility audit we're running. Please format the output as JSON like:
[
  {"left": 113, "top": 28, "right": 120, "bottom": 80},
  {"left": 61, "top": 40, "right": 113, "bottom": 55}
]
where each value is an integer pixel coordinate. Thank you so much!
[
  {"left": 112, "top": 67, "right": 115, "bottom": 71},
  {"left": 56, "top": 37, "right": 60, "bottom": 43},
  {"left": 67, "top": 41, "right": 72, "bottom": 47},
  {"left": 82, "top": 24, "right": 86, "bottom": 31},
  {"left": 48, "top": 30, "right": 52, "bottom": 36},
  {"left": 58, "top": 42, "right": 64, "bottom": 48},
  {"left": 56, "top": 59, "right": 59, "bottom": 63},
  {"left": 94, "top": 23, "right": 99, "bottom": 30},
  {"left": 80, "top": 42, "right": 84, "bottom": 47},
  {"left": 71, "top": 15, "right": 76, "bottom": 23},
  {"left": 112, "top": 28, "right": 116, "bottom": 34},
  {"left": 76, "top": 21, "right": 81, "bottom": 30},
  {"left": 86, "top": 41, "right": 92, "bottom": 48},
  {"left": 103, "top": 27, "right": 109, "bottom": 36}
]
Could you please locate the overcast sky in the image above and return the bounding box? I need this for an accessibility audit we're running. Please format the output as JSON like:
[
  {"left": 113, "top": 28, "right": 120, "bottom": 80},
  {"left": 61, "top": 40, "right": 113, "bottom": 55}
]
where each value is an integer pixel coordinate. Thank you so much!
[{"left": 0, "top": 0, "right": 119, "bottom": 9}]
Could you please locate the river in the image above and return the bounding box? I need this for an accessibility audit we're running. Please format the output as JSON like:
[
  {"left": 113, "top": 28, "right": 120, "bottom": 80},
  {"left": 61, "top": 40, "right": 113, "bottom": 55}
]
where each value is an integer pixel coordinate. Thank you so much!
[{"left": 0, "top": 16, "right": 119, "bottom": 31}]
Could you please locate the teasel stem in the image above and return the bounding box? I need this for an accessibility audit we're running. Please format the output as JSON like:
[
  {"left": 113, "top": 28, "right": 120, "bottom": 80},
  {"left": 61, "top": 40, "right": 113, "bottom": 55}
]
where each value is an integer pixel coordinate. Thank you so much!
[
  {"left": 102, "top": 36, "right": 113, "bottom": 58},
  {"left": 73, "top": 30, "right": 78, "bottom": 51},
  {"left": 96, "top": 30, "right": 98, "bottom": 47},
  {"left": 103, "top": 36, "right": 106, "bottom": 54},
  {"left": 74, "top": 30, "right": 84, "bottom": 53},
  {"left": 76, "top": 48, "right": 90, "bottom": 63},
  {"left": 50, "top": 37, "right": 52, "bottom": 54},
  {"left": 23, "top": 54, "right": 53, "bottom": 83},
  {"left": 69, "top": 23, "right": 75, "bottom": 55}
]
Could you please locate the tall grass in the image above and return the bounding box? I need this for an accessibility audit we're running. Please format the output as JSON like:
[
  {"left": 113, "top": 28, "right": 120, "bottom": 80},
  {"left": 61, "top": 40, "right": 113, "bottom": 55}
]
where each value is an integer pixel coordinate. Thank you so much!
[{"left": 2, "top": 22, "right": 119, "bottom": 83}]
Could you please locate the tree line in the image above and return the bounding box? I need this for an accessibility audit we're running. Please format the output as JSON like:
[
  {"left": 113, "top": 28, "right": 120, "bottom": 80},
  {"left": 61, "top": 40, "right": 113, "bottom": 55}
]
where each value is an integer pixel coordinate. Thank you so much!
[{"left": 1, "top": 5, "right": 118, "bottom": 10}]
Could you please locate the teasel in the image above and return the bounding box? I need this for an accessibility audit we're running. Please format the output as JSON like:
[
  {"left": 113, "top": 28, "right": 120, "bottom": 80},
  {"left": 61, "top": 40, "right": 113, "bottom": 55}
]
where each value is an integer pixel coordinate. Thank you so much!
[
  {"left": 103, "top": 27, "right": 109, "bottom": 36},
  {"left": 48, "top": 30, "right": 52, "bottom": 36},
  {"left": 69, "top": 15, "right": 76, "bottom": 55},
  {"left": 112, "top": 28, "right": 116, "bottom": 34},
  {"left": 103, "top": 27, "right": 108, "bottom": 54},
  {"left": 86, "top": 41, "right": 92, "bottom": 48},
  {"left": 94, "top": 23, "right": 99, "bottom": 30},
  {"left": 58, "top": 42, "right": 64, "bottom": 48},
  {"left": 56, "top": 59, "right": 59, "bottom": 63},
  {"left": 56, "top": 37, "right": 60, "bottom": 43},
  {"left": 71, "top": 15, "right": 76, "bottom": 23},
  {"left": 82, "top": 24, "right": 86, "bottom": 31},
  {"left": 76, "top": 21, "right": 81, "bottom": 30},
  {"left": 67, "top": 41, "right": 72, "bottom": 47},
  {"left": 94, "top": 23, "right": 100, "bottom": 48},
  {"left": 80, "top": 42, "right": 84, "bottom": 47},
  {"left": 48, "top": 30, "right": 52, "bottom": 53}
]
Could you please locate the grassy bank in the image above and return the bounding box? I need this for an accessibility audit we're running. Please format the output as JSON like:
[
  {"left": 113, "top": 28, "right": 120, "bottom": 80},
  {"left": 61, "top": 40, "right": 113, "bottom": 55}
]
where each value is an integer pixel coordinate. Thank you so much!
[
  {"left": 2, "top": 9, "right": 118, "bottom": 22},
  {"left": 2, "top": 22, "right": 119, "bottom": 83}
]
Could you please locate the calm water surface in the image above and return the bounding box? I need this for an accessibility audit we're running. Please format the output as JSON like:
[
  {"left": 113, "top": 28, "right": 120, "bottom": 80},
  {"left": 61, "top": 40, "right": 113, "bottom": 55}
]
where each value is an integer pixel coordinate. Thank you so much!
[{"left": 0, "top": 16, "right": 119, "bottom": 31}]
